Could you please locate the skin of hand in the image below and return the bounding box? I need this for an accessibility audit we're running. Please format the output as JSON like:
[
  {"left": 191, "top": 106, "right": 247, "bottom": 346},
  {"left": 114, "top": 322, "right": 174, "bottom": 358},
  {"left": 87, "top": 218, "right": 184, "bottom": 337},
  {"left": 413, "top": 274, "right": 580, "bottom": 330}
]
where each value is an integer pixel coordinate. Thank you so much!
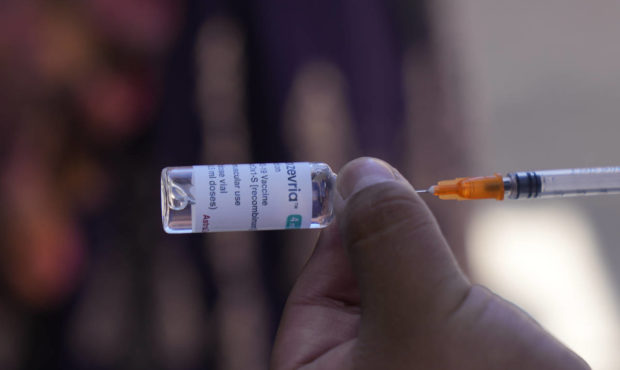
[{"left": 271, "top": 157, "right": 590, "bottom": 370}]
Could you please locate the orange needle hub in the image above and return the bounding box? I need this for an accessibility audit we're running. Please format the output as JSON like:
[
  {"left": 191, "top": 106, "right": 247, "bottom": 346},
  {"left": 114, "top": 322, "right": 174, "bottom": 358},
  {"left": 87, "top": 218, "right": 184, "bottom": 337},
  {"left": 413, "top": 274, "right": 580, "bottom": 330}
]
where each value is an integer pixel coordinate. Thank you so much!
[{"left": 430, "top": 174, "right": 505, "bottom": 200}]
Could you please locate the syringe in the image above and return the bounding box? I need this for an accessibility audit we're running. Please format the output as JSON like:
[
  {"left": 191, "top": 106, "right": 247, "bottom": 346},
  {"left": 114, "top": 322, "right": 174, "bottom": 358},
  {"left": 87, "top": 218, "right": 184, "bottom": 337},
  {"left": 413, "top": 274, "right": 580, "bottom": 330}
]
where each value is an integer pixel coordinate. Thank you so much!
[{"left": 420, "top": 167, "right": 620, "bottom": 200}]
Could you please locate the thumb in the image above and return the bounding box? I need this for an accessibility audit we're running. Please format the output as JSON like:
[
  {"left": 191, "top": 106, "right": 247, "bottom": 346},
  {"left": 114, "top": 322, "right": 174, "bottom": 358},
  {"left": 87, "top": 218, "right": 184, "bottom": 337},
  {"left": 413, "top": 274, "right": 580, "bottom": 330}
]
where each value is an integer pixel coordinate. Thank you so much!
[{"left": 336, "top": 157, "right": 470, "bottom": 325}]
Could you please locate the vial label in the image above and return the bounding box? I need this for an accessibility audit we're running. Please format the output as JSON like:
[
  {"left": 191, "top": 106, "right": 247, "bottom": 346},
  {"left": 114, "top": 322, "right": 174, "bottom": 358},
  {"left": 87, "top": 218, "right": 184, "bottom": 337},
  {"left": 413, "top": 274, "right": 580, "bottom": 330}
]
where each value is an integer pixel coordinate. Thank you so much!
[{"left": 191, "top": 163, "right": 312, "bottom": 232}]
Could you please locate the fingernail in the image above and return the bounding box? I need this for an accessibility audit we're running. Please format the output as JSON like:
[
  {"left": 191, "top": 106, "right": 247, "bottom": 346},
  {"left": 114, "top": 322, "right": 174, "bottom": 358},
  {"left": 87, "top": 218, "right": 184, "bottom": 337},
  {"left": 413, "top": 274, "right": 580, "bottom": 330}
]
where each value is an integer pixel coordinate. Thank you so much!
[{"left": 337, "top": 158, "right": 396, "bottom": 199}]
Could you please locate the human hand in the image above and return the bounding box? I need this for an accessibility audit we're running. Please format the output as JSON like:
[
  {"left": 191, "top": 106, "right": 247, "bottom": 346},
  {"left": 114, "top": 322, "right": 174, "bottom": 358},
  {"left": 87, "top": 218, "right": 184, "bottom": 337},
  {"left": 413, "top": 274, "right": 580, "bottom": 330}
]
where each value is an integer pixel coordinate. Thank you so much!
[{"left": 271, "top": 157, "right": 589, "bottom": 370}]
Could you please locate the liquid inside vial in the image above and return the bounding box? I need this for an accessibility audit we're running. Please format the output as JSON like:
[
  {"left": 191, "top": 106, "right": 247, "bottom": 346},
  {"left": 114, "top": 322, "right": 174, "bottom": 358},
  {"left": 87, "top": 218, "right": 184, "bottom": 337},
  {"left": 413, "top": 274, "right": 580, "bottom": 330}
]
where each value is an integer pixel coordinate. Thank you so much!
[{"left": 161, "top": 162, "right": 336, "bottom": 233}]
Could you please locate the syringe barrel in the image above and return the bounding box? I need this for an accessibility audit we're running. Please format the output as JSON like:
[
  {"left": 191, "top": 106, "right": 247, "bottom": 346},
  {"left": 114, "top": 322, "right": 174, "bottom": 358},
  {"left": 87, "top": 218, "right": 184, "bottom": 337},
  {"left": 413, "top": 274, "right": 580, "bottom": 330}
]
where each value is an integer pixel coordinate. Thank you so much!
[{"left": 506, "top": 167, "right": 620, "bottom": 199}]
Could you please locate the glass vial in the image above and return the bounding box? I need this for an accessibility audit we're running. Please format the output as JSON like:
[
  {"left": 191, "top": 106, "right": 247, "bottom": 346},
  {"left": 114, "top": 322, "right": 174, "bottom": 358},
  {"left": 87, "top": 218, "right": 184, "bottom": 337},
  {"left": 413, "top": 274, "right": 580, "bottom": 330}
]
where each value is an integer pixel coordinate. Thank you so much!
[{"left": 161, "top": 162, "right": 336, "bottom": 233}]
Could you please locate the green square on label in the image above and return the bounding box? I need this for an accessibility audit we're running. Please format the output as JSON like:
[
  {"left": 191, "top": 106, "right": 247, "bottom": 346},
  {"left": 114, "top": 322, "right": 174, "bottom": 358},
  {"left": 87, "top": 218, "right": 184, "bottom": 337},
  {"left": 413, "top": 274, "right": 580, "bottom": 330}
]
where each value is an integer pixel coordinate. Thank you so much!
[{"left": 286, "top": 214, "right": 302, "bottom": 229}]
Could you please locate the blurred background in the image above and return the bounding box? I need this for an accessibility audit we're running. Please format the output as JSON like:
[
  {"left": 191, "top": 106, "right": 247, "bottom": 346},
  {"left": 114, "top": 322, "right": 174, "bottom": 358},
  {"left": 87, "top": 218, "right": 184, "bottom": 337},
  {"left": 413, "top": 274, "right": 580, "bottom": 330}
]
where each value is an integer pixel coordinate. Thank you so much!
[{"left": 0, "top": 0, "right": 618, "bottom": 369}]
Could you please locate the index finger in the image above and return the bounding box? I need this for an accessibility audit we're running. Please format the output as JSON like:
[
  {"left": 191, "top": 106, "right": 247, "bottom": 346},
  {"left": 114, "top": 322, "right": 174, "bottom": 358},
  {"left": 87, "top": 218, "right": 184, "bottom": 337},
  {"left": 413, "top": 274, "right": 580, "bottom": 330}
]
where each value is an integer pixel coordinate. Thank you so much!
[{"left": 270, "top": 224, "right": 360, "bottom": 369}]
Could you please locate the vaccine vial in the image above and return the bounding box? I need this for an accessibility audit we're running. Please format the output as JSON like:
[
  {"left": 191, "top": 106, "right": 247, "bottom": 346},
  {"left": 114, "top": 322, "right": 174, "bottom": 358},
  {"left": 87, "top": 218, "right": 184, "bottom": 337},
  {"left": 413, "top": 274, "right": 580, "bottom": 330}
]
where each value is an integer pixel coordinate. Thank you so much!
[{"left": 161, "top": 162, "right": 336, "bottom": 233}]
